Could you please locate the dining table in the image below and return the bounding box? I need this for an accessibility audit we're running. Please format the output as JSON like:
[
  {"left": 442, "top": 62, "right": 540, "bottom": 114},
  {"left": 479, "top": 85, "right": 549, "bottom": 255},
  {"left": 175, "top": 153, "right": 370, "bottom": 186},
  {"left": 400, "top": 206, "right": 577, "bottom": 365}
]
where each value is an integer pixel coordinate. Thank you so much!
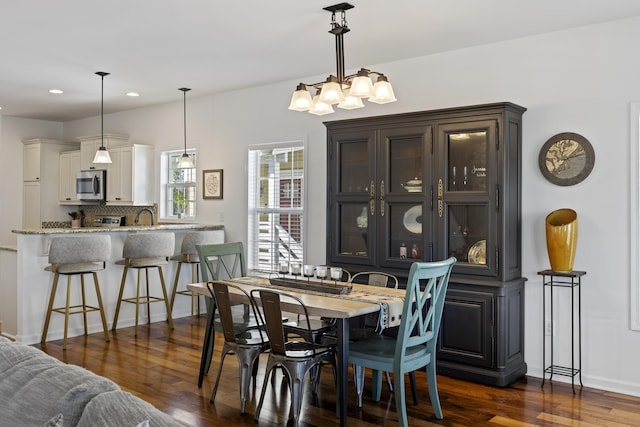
[{"left": 188, "top": 276, "right": 406, "bottom": 427}]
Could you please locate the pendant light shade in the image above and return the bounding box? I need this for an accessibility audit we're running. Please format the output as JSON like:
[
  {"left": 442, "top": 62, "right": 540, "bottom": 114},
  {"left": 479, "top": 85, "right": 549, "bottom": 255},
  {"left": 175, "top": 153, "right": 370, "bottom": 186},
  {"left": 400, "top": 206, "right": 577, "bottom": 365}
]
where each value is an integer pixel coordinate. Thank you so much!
[
  {"left": 177, "top": 88, "right": 194, "bottom": 169},
  {"left": 93, "top": 71, "right": 112, "bottom": 164}
]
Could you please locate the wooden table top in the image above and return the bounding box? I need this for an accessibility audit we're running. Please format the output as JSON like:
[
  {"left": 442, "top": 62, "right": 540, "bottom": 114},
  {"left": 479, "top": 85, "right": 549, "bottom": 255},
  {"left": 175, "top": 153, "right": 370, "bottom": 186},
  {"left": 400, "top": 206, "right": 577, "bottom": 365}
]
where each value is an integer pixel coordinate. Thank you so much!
[{"left": 188, "top": 276, "right": 406, "bottom": 319}]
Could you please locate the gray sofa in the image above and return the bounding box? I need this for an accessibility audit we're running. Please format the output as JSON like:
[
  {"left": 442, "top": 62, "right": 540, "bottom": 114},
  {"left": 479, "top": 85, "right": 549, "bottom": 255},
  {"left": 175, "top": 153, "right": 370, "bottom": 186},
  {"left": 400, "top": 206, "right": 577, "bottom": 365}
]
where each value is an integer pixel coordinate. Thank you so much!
[{"left": 0, "top": 339, "right": 188, "bottom": 427}]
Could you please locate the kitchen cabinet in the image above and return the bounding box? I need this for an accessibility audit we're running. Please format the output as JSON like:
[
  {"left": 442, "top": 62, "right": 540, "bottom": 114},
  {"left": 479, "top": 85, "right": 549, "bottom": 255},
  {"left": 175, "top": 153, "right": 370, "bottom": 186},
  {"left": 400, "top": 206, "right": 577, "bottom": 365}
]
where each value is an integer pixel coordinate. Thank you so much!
[
  {"left": 23, "top": 138, "right": 79, "bottom": 228},
  {"left": 79, "top": 133, "right": 129, "bottom": 171},
  {"left": 59, "top": 150, "right": 81, "bottom": 204},
  {"left": 105, "top": 144, "right": 154, "bottom": 205},
  {"left": 325, "top": 102, "right": 527, "bottom": 386}
]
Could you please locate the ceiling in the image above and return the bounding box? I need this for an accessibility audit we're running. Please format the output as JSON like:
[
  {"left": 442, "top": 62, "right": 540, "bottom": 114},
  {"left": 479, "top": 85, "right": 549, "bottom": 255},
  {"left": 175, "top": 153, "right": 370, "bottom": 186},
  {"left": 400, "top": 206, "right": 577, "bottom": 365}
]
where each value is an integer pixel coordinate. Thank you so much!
[{"left": 2, "top": 0, "right": 640, "bottom": 122}]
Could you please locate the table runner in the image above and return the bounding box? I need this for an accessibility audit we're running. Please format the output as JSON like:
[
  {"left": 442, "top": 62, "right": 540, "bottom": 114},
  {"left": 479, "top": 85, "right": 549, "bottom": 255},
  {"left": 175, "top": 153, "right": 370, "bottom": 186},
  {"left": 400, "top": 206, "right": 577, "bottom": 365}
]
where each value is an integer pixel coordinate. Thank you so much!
[{"left": 228, "top": 276, "right": 405, "bottom": 330}]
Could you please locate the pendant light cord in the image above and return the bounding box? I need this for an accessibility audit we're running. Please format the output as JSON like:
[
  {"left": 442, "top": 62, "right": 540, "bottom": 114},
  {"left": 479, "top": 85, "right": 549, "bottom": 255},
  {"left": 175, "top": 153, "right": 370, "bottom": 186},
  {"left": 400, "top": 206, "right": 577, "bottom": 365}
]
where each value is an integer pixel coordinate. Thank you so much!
[
  {"left": 179, "top": 88, "right": 191, "bottom": 154},
  {"left": 95, "top": 72, "right": 110, "bottom": 149}
]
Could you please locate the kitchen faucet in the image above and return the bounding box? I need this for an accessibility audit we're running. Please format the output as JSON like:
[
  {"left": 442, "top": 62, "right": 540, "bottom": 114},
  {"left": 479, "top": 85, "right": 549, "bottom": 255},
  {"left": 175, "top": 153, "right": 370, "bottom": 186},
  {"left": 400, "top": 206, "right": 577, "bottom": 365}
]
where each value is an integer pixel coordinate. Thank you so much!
[{"left": 134, "top": 207, "right": 155, "bottom": 225}]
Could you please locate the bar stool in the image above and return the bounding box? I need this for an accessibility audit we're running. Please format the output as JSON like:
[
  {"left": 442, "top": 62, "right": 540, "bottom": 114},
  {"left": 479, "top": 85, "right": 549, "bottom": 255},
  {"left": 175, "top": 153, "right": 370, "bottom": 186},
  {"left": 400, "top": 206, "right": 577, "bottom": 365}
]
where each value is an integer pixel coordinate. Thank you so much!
[
  {"left": 41, "top": 235, "right": 111, "bottom": 350},
  {"left": 112, "top": 232, "right": 175, "bottom": 336},
  {"left": 170, "top": 231, "right": 223, "bottom": 317}
]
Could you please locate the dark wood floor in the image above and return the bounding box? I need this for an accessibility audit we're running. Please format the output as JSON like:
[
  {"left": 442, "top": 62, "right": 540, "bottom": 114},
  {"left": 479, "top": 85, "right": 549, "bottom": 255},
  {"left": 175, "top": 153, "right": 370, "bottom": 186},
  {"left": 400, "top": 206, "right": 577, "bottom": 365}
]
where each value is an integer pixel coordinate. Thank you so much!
[{"left": 35, "top": 315, "right": 640, "bottom": 427}]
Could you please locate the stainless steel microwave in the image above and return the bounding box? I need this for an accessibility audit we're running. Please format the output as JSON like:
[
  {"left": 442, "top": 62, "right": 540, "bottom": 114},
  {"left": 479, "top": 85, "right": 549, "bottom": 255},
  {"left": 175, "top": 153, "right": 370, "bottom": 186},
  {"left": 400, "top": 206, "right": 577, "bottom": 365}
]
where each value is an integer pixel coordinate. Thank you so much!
[{"left": 76, "top": 170, "right": 106, "bottom": 202}]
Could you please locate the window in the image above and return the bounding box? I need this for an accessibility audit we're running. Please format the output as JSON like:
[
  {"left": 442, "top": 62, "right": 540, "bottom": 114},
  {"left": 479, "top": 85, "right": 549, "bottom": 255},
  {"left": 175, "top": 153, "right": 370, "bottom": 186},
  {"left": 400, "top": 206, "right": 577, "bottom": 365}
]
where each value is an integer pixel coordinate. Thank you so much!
[
  {"left": 248, "top": 141, "right": 305, "bottom": 274},
  {"left": 161, "top": 149, "right": 196, "bottom": 219}
]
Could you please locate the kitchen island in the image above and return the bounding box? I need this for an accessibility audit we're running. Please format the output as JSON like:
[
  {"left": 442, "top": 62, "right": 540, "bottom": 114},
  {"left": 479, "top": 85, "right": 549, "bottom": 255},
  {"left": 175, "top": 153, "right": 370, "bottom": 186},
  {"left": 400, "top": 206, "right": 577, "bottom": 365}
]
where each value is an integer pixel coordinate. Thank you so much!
[{"left": 9, "top": 223, "right": 224, "bottom": 344}]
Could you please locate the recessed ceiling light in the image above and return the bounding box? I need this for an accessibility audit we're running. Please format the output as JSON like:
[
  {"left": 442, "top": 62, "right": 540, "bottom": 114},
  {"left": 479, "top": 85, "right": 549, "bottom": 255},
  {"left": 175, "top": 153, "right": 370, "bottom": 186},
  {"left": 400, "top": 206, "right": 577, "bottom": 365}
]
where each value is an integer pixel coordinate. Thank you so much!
[
  {"left": 125, "top": 92, "right": 139, "bottom": 97},
  {"left": 49, "top": 89, "right": 63, "bottom": 94}
]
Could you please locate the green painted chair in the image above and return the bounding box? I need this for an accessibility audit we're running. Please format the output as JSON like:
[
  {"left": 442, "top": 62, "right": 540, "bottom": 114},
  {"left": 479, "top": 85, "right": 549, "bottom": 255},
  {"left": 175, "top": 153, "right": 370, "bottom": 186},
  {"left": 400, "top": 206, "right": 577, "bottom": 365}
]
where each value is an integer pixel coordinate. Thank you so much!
[
  {"left": 195, "top": 242, "right": 254, "bottom": 387},
  {"left": 348, "top": 257, "right": 456, "bottom": 426}
]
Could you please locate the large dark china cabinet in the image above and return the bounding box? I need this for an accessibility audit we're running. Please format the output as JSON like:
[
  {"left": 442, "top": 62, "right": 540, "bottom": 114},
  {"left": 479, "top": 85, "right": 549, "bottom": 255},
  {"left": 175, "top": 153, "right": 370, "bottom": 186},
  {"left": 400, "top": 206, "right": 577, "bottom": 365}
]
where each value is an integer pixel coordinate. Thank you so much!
[{"left": 325, "top": 102, "right": 527, "bottom": 386}]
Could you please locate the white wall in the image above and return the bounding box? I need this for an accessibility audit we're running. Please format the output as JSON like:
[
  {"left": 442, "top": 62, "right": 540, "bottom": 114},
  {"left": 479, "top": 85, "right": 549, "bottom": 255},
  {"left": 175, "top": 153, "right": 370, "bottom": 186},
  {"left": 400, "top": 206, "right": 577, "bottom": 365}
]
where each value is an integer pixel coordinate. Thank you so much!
[
  {"left": 0, "top": 117, "right": 63, "bottom": 245},
  {"left": 13, "top": 16, "right": 640, "bottom": 395}
]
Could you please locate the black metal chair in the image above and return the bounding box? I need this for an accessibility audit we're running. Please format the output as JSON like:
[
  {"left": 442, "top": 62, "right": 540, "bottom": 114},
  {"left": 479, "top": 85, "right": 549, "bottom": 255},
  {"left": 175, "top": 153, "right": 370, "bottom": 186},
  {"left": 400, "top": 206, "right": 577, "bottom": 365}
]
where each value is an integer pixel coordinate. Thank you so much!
[
  {"left": 252, "top": 289, "right": 337, "bottom": 427},
  {"left": 206, "top": 281, "right": 269, "bottom": 413}
]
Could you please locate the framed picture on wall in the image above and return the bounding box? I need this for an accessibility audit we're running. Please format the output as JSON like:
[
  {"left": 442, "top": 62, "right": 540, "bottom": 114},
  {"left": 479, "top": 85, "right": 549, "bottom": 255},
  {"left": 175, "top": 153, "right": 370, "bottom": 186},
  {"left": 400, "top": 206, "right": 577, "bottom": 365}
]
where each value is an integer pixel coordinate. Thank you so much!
[{"left": 203, "top": 169, "right": 223, "bottom": 199}]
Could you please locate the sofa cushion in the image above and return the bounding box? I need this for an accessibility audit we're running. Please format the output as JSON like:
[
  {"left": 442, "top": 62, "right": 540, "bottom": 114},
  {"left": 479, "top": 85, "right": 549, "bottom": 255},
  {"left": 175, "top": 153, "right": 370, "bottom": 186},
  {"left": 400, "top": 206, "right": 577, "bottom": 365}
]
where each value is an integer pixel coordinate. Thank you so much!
[
  {"left": 0, "top": 342, "right": 118, "bottom": 426},
  {"left": 76, "top": 390, "right": 187, "bottom": 427}
]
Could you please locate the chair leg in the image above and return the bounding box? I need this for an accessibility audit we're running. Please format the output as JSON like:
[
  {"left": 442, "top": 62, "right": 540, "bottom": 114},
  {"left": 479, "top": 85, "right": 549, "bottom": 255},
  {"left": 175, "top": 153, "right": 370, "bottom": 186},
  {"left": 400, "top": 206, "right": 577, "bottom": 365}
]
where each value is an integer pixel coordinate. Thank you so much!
[
  {"left": 112, "top": 267, "right": 129, "bottom": 331},
  {"left": 409, "top": 371, "right": 418, "bottom": 405},
  {"left": 211, "top": 348, "right": 230, "bottom": 404},
  {"left": 42, "top": 273, "right": 60, "bottom": 344},
  {"left": 386, "top": 371, "right": 394, "bottom": 392},
  {"left": 92, "top": 272, "right": 110, "bottom": 342},
  {"left": 170, "top": 261, "right": 183, "bottom": 311},
  {"left": 158, "top": 266, "right": 174, "bottom": 330},
  {"left": 394, "top": 368, "right": 409, "bottom": 427},
  {"left": 353, "top": 364, "right": 364, "bottom": 407},
  {"left": 63, "top": 276, "right": 72, "bottom": 350},
  {"left": 371, "top": 369, "right": 383, "bottom": 402},
  {"left": 426, "top": 362, "right": 443, "bottom": 419},
  {"left": 255, "top": 358, "right": 278, "bottom": 422},
  {"left": 236, "top": 348, "right": 262, "bottom": 414},
  {"left": 145, "top": 268, "right": 151, "bottom": 324},
  {"left": 198, "top": 297, "right": 217, "bottom": 388},
  {"left": 135, "top": 268, "right": 142, "bottom": 336},
  {"left": 80, "top": 274, "right": 88, "bottom": 336}
]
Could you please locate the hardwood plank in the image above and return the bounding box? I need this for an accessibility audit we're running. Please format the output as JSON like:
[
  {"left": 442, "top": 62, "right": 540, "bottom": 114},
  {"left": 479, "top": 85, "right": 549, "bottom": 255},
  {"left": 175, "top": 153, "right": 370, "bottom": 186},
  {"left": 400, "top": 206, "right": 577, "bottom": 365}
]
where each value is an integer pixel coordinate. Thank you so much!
[{"left": 33, "top": 316, "right": 640, "bottom": 427}]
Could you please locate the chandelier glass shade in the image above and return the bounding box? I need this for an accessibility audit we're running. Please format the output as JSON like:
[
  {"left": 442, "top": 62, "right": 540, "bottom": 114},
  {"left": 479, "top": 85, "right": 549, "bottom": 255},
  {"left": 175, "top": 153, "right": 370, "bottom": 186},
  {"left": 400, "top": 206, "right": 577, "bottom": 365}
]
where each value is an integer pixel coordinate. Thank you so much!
[
  {"left": 93, "top": 71, "right": 112, "bottom": 164},
  {"left": 288, "top": 3, "right": 396, "bottom": 115}
]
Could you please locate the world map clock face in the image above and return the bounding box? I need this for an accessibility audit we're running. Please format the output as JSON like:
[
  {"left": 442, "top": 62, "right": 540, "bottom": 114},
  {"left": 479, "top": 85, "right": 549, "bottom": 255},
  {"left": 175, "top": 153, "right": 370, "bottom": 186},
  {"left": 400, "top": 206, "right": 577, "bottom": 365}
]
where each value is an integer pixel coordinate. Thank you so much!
[{"left": 538, "top": 132, "right": 595, "bottom": 186}]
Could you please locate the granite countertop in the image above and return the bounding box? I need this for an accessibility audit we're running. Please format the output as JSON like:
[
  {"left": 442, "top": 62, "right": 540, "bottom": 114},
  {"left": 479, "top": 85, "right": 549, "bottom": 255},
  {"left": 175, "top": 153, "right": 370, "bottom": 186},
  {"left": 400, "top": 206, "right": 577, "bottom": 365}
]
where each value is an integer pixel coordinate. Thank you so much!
[{"left": 12, "top": 223, "right": 224, "bottom": 235}]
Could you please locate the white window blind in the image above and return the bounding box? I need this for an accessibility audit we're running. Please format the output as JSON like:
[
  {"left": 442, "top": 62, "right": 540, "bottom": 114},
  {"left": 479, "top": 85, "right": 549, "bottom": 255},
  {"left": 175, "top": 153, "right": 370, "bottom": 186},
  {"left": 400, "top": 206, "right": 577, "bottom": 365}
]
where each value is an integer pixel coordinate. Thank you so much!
[{"left": 248, "top": 141, "right": 305, "bottom": 274}]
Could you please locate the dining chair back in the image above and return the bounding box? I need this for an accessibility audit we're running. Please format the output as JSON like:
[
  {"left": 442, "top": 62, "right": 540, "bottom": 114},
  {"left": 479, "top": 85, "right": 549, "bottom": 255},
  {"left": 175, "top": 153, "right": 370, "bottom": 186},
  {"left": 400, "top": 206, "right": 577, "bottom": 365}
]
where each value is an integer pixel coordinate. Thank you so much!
[
  {"left": 348, "top": 258, "right": 456, "bottom": 426},
  {"left": 252, "top": 288, "right": 337, "bottom": 427},
  {"left": 206, "top": 281, "right": 269, "bottom": 413}
]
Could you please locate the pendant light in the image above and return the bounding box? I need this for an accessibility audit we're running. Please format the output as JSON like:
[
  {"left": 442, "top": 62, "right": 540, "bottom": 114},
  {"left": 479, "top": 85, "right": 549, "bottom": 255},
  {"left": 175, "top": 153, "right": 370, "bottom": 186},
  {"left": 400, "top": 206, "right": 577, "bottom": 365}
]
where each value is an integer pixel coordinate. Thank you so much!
[
  {"left": 93, "top": 71, "right": 112, "bottom": 164},
  {"left": 288, "top": 3, "right": 396, "bottom": 115},
  {"left": 177, "top": 87, "right": 194, "bottom": 169}
]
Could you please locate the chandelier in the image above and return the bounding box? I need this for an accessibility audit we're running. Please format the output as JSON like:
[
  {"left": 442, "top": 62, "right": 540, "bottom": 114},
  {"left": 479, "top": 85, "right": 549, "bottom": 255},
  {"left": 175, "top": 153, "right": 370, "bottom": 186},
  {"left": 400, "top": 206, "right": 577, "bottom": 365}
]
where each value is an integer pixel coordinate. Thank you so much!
[{"left": 288, "top": 3, "right": 396, "bottom": 116}]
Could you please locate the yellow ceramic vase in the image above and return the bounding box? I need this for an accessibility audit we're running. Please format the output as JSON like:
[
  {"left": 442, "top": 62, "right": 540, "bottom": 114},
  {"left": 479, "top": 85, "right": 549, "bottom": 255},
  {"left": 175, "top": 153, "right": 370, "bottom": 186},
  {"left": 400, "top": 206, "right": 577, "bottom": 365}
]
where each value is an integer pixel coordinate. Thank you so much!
[{"left": 545, "top": 208, "right": 578, "bottom": 273}]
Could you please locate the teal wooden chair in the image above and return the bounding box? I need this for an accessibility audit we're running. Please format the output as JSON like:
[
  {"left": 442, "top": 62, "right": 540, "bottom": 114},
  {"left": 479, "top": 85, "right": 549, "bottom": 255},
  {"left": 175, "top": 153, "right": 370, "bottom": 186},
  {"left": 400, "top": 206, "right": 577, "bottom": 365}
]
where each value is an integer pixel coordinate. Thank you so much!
[
  {"left": 348, "top": 258, "right": 456, "bottom": 426},
  {"left": 196, "top": 242, "right": 254, "bottom": 387}
]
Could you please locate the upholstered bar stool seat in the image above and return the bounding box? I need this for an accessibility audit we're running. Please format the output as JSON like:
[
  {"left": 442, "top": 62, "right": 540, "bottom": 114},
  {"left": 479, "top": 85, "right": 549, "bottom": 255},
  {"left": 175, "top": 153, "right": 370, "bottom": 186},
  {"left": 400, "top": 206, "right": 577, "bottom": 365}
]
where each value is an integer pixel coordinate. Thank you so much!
[
  {"left": 170, "top": 231, "right": 223, "bottom": 317},
  {"left": 41, "top": 235, "right": 111, "bottom": 350},
  {"left": 112, "top": 232, "right": 175, "bottom": 336}
]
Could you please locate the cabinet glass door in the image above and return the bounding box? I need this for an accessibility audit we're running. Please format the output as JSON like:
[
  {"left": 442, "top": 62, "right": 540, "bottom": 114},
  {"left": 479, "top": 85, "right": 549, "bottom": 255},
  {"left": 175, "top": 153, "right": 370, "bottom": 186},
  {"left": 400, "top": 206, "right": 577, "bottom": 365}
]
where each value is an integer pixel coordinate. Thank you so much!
[
  {"left": 378, "top": 125, "right": 432, "bottom": 267},
  {"left": 437, "top": 120, "right": 497, "bottom": 277},
  {"left": 328, "top": 129, "right": 376, "bottom": 265},
  {"left": 447, "top": 131, "right": 488, "bottom": 192}
]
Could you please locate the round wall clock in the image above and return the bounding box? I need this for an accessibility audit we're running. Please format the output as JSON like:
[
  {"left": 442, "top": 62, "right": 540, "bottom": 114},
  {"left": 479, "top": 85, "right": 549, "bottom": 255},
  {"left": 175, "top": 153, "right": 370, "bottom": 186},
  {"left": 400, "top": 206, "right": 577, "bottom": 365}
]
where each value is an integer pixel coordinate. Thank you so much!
[{"left": 538, "top": 132, "right": 595, "bottom": 186}]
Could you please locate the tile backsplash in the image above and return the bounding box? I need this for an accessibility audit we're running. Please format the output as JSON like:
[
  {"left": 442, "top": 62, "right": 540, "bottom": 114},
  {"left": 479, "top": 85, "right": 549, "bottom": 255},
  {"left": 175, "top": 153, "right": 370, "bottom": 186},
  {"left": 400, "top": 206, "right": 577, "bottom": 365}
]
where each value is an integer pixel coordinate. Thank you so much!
[{"left": 42, "top": 204, "right": 158, "bottom": 228}]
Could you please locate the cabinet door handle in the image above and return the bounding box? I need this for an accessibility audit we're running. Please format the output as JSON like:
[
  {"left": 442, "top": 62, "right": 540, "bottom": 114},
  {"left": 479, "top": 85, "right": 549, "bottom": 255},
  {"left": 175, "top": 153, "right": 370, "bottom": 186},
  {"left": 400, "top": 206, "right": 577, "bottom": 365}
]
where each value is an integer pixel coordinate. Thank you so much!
[
  {"left": 380, "top": 180, "right": 385, "bottom": 217},
  {"left": 369, "top": 180, "right": 375, "bottom": 216},
  {"left": 437, "top": 178, "right": 443, "bottom": 218}
]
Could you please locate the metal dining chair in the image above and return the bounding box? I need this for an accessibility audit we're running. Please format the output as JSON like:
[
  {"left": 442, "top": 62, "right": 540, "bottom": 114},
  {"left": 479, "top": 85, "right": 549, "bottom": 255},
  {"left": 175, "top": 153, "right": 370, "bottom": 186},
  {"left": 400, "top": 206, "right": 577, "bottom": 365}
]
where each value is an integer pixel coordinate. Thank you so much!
[
  {"left": 206, "top": 281, "right": 269, "bottom": 413},
  {"left": 348, "top": 258, "right": 456, "bottom": 426},
  {"left": 252, "top": 288, "right": 337, "bottom": 427}
]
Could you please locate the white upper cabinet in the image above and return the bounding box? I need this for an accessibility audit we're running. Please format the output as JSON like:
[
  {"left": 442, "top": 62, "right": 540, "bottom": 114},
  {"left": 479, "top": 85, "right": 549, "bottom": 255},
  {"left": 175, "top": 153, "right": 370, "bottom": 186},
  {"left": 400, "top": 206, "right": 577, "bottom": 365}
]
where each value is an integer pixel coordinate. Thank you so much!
[
  {"left": 106, "top": 144, "right": 154, "bottom": 205},
  {"left": 59, "top": 150, "right": 81, "bottom": 204}
]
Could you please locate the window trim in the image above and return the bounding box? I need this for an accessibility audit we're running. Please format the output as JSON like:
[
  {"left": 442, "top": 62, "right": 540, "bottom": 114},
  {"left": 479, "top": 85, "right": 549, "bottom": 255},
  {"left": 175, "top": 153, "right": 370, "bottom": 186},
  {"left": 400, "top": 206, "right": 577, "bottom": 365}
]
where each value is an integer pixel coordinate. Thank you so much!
[
  {"left": 630, "top": 102, "right": 640, "bottom": 331},
  {"left": 247, "top": 139, "right": 308, "bottom": 275},
  {"left": 160, "top": 148, "right": 197, "bottom": 220}
]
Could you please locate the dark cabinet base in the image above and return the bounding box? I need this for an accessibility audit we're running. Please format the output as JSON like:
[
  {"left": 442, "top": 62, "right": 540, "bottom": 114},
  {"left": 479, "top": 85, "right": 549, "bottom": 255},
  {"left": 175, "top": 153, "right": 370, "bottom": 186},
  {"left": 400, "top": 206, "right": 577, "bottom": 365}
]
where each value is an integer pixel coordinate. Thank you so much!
[{"left": 436, "top": 277, "right": 527, "bottom": 387}]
